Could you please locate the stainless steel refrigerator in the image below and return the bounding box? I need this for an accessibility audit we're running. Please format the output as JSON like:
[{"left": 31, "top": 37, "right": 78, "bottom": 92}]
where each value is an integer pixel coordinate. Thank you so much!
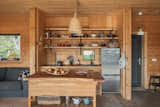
[{"left": 101, "top": 48, "right": 120, "bottom": 93}]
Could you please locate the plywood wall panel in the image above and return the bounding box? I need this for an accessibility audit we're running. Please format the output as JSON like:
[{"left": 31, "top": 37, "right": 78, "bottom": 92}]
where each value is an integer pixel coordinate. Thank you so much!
[
  {"left": 45, "top": 14, "right": 119, "bottom": 29},
  {"left": 0, "top": 15, "right": 29, "bottom": 67},
  {"left": 122, "top": 8, "right": 132, "bottom": 100},
  {"left": 45, "top": 16, "right": 70, "bottom": 27},
  {"left": 45, "top": 16, "right": 89, "bottom": 28},
  {"left": 36, "top": 10, "right": 46, "bottom": 72},
  {"left": 43, "top": 13, "right": 123, "bottom": 66},
  {"left": 44, "top": 48, "right": 101, "bottom": 66},
  {"left": 88, "top": 15, "right": 106, "bottom": 28},
  {"left": 132, "top": 15, "right": 160, "bottom": 76}
]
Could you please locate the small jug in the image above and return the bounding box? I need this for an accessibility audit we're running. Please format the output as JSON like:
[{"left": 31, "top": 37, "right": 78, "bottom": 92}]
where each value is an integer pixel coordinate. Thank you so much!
[
  {"left": 83, "top": 97, "right": 91, "bottom": 105},
  {"left": 72, "top": 97, "right": 81, "bottom": 105}
]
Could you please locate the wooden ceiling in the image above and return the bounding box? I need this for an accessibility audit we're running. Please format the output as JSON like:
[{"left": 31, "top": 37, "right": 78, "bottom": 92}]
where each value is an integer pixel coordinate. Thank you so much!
[{"left": 0, "top": 0, "right": 160, "bottom": 15}]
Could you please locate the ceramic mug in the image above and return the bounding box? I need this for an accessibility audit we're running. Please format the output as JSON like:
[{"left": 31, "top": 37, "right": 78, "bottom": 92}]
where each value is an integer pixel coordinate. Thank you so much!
[
  {"left": 72, "top": 97, "right": 81, "bottom": 105},
  {"left": 83, "top": 98, "right": 91, "bottom": 105}
]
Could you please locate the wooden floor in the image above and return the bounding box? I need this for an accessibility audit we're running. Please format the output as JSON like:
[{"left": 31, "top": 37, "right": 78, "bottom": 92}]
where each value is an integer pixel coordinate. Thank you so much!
[
  {"left": 0, "top": 98, "right": 27, "bottom": 107},
  {"left": 0, "top": 91, "right": 160, "bottom": 107}
]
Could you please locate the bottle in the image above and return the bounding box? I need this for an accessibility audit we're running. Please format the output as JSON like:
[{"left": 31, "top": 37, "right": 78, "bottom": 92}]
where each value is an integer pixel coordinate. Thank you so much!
[
  {"left": 90, "top": 59, "right": 94, "bottom": 66},
  {"left": 77, "top": 59, "right": 80, "bottom": 65}
]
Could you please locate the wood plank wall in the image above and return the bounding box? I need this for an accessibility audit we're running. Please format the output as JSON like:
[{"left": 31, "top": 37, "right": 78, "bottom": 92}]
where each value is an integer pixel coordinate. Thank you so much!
[
  {"left": 132, "top": 16, "right": 160, "bottom": 76},
  {"left": 123, "top": 8, "right": 132, "bottom": 100},
  {"left": 43, "top": 13, "right": 123, "bottom": 66},
  {"left": 0, "top": 8, "right": 130, "bottom": 100},
  {"left": 0, "top": 15, "right": 29, "bottom": 67},
  {"left": 29, "top": 8, "right": 37, "bottom": 74},
  {"left": 45, "top": 15, "right": 118, "bottom": 28},
  {"left": 36, "top": 9, "right": 46, "bottom": 71}
]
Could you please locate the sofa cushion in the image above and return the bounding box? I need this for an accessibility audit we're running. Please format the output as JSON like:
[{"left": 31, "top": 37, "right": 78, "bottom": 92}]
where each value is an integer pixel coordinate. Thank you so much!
[
  {"left": 0, "top": 68, "right": 6, "bottom": 81},
  {"left": 5, "top": 68, "right": 22, "bottom": 81},
  {"left": 0, "top": 81, "right": 21, "bottom": 90}
]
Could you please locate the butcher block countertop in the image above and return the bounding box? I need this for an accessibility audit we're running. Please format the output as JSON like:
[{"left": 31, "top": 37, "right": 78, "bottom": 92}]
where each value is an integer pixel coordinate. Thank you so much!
[{"left": 29, "top": 71, "right": 103, "bottom": 81}]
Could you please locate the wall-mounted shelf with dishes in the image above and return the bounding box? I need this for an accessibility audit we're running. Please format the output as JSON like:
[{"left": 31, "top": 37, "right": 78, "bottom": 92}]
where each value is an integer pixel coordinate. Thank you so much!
[
  {"left": 39, "top": 27, "right": 120, "bottom": 71},
  {"left": 43, "top": 46, "right": 103, "bottom": 49},
  {"left": 43, "top": 37, "right": 118, "bottom": 40},
  {"left": 42, "top": 27, "right": 119, "bottom": 49},
  {"left": 45, "top": 27, "right": 117, "bottom": 31}
]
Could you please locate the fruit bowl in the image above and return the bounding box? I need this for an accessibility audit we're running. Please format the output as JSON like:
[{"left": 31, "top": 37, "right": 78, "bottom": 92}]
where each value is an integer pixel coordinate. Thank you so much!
[{"left": 46, "top": 68, "right": 68, "bottom": 76}]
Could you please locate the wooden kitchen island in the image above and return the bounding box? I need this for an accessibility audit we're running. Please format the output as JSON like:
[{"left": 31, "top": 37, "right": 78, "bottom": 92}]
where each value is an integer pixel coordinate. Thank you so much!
[{"left": 27, "top": 71, "right": 103, "bottom": 107}]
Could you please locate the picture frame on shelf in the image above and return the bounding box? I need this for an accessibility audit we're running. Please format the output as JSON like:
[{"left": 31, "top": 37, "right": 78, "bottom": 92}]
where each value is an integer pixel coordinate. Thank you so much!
[{"left": 82, "top": 50, "right": 95, "bottom": 61}]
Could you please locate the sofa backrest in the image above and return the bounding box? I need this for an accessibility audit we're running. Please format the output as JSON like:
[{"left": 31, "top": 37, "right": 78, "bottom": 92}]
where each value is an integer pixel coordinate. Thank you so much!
[
  {"left": 0, "top": 68, "right": 29, "bottom": 81},
  {"left": 0, "top": 68, "right": 6, "bottom": 81}
]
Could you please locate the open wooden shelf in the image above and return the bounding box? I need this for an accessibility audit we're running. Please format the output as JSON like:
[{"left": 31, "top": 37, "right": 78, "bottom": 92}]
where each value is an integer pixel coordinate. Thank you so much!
[
  {"left": 44, "top": 37, "right": 118, "bottom": 40},
  {"left": 32, "top": 100, "right": 93, "bottom": 107},
  {"left": 43, "top": 46, "right": 105, "bottom": 49},
  {"left": 45, "top": 27, "right": 117, "bottom": 31}
]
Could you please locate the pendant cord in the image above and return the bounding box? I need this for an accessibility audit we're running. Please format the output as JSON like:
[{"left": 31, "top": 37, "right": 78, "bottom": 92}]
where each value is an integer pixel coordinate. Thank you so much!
[{"left": 75, "top": 0, "right": 80, "bottom": 16}]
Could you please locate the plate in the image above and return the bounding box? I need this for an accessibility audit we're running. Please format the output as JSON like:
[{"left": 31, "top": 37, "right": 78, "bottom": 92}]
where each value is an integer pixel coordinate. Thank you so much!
[{"left": 76, "top": 71, "right": 88, "bottom": 76}]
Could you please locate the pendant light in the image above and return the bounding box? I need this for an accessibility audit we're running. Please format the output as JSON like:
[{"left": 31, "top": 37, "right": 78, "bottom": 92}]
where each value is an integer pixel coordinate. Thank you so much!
[{"left": 69, "top": 0, "right": 82, "bottom": 35}]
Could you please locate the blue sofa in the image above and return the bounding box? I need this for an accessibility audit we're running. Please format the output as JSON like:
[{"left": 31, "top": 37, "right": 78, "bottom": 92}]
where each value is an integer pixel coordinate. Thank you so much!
[{"left": 0, "top": 67, "right": 29, "bottom": 97}]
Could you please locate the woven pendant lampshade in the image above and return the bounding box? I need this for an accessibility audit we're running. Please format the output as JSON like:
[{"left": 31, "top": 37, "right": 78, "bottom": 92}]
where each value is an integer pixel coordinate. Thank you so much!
[
  {"left": 69, "top": 12, "right": 82, "bottom": 35},
  {"left": 68, "top": 0, "right": 81, "bottom": 35}
]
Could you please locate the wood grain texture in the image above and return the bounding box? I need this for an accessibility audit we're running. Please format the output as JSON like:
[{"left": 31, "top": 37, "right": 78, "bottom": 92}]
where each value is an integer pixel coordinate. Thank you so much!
[
  {"left": 40, "top": 66, "right": 101, "bottom": 72},
  {"left": 121, "top": 8, "right": 132, "bottom": 100},
  {"left": 45, "top": 14, "right": 118, "bottom": 28},
  {"left": 132, "top": 16, "right": 160, "bottom": 74},
  {"left": 1, "top": 92, "right": 160, "bottom": 107},
  {"left": 132, "top": 15, "right": 160, "bottom": 89},
  {"left": 29, "top": 78, "right": 96, "bottom": 96},
  {"left": 143, "top": 33, "right": 148, "bottom": 89},
  {"left": 0, "top": 0, "right": 160, "bottom": 15},
  {"left": 36, "top": 9, "right": 46, "bottom": 72},
  {"left": 29, "top": 8, "right": 37, "bottom": 74},
  {"left": 43, "top": 13, "right": 121, "bottom": 67},
  {"left": 28, "top": 78, "right": 97, "bottom": 107},
  {"left": 0, "top": 15, "right": 29, "bottom": 67}
]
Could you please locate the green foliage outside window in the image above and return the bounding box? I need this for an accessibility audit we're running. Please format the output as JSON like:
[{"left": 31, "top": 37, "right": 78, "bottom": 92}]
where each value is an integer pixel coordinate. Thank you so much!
[{"left": 0, "top": 35, "right": 20, "bottom": 61}]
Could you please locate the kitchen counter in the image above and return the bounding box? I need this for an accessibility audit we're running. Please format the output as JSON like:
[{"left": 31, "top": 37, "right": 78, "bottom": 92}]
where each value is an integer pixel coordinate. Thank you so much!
[
  {"left": 29, "top": 71, "right": 103, "bottom": 81},
  {"left": 27, "top": 71, "right": 103, "bottom": 107}
]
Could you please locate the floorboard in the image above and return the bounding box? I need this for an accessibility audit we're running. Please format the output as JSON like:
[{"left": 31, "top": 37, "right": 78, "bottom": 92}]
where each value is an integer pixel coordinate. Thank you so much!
[{"left": 0, "top": 91, "right": 159, "bottom": 107}]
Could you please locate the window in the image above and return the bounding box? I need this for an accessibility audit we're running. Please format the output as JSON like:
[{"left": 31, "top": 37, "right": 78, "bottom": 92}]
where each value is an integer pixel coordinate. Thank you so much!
[
  {"left": 0, "top": 34, "right": 20, "bottom": 61},
  {"left": 82, "top": 50, "right": 95, "bottom": 61}
]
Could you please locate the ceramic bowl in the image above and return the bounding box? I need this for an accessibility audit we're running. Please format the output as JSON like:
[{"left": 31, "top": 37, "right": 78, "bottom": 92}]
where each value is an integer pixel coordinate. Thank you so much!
[
  {"left": 91, "top": 44, "right": 98, "bottom": 47},
  {"left": 91, "top": 34, "right": 96, "bottom": 37}
]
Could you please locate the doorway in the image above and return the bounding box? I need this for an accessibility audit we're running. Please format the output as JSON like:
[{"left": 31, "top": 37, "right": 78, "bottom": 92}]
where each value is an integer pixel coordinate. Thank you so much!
[{"left": 132, "top": 35, "right": 142, "bottom": 87}]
